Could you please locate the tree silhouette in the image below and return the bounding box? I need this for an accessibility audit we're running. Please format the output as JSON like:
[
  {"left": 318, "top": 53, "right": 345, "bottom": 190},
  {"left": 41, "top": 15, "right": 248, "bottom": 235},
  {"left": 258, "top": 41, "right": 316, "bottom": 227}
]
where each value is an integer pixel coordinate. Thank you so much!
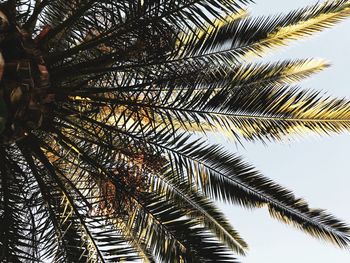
[{"left": 0, "top": 0, "right": 350, "bottom": 262}]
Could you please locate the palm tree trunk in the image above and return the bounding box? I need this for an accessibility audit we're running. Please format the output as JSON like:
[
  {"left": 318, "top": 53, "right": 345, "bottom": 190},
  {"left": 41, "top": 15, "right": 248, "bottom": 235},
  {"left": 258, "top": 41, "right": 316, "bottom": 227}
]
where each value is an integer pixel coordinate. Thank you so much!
[{"left": 0, "top": 7, "right": 53, "bottom": 144}]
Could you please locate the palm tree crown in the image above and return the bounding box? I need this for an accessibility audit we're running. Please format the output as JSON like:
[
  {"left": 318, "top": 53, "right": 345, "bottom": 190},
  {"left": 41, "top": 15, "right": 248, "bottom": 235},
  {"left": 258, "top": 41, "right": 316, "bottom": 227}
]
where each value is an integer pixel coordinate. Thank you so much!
[{"left": 0, "top": 0, "right": 350, "bottom": 262}]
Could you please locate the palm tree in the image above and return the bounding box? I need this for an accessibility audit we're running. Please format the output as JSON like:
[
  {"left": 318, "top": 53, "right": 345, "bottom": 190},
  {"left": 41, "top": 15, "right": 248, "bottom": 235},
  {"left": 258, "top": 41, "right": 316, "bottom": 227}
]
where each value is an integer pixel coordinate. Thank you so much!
[{"left": 0, "top": 0, "right": 350, "bottom": 262}]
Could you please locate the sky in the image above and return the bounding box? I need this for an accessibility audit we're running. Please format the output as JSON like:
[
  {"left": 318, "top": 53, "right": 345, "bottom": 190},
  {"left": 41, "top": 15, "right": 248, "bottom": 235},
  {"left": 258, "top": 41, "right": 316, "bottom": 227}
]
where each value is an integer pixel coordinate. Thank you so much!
[{"left": 218, "top": 1, "right": 350, "bottom": 262}]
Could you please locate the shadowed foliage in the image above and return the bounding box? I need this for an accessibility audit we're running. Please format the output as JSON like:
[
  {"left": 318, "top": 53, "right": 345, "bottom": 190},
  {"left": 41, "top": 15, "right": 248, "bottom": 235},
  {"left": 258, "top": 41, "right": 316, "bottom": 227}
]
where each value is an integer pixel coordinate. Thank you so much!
[{"left": 0, "top": 0, "right": 350, "bottom": 262}]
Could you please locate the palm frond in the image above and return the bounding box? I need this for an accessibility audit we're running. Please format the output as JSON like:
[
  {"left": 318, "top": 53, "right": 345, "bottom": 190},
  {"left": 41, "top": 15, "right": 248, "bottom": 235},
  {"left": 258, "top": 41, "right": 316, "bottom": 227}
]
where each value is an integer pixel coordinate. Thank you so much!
[
  {"left": 140, "top": 130, "right": 350, "bottom": 248},
  {"left": 43, "top": 0, "right": 251, "bottom": 66},
  {"left": 74, "top": 74, "right": 349, "bottom": 142},
  {"left": 0, "top": 146, "right": 44, "bottom": 262},
  {"left": 17, "top": 136, "right": 141, "bottom": 262},
  {"left": 176, "top": 0, "right": 350, "bottom": 62},
  {"left": 36, "top": 129, "right": 239, "bottom": 263},
  {"left": 151, "top": 169, "right": 248, "bottom": 255}
]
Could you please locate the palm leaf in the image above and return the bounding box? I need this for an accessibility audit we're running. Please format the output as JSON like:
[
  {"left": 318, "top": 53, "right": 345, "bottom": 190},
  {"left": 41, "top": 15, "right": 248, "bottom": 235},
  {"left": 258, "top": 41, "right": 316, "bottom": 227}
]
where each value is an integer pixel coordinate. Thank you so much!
[
  {"left": 150, "top": 169, "right": 248, "bottom": 255},
  {"left": 141, "top": 129, "right": 350, "bottom": 248},
  {"left": 51, "top": 127, "right": 239, "bottom": 262},
  {"left": 176, "top": 0, "right": 350, "bottom": 62}
]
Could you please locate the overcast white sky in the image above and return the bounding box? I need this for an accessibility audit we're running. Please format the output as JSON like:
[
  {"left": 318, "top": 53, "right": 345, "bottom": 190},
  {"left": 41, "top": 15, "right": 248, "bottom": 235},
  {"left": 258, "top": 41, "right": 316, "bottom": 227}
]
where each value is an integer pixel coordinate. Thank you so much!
[{"left": 219, "top": 1, "right": 350, "bottom": 262}]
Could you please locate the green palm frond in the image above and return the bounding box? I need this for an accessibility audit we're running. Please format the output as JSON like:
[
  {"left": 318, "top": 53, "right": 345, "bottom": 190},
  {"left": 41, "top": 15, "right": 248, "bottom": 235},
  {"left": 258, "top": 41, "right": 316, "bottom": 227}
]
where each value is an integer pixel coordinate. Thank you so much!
[
  {"left": 176, "top": 0, "right": 350, "bottom": 62},
  {"left": 44, "top": 0, "right": 251, "bottom": 66},
  {"left": 0, "top": 149, "right": 34, "bottom": 262},
  {"left": 19, "top": 136, "right": 142, "bottom": 262},
  {"left": 151, "top": 171, "right": 248, "bottom": 255},
  {"left": 75, "top": 72, "right": 349, "bottom": 142},
  {"left": 148, "top": 132, "right": 350, "bottom": 247}
]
